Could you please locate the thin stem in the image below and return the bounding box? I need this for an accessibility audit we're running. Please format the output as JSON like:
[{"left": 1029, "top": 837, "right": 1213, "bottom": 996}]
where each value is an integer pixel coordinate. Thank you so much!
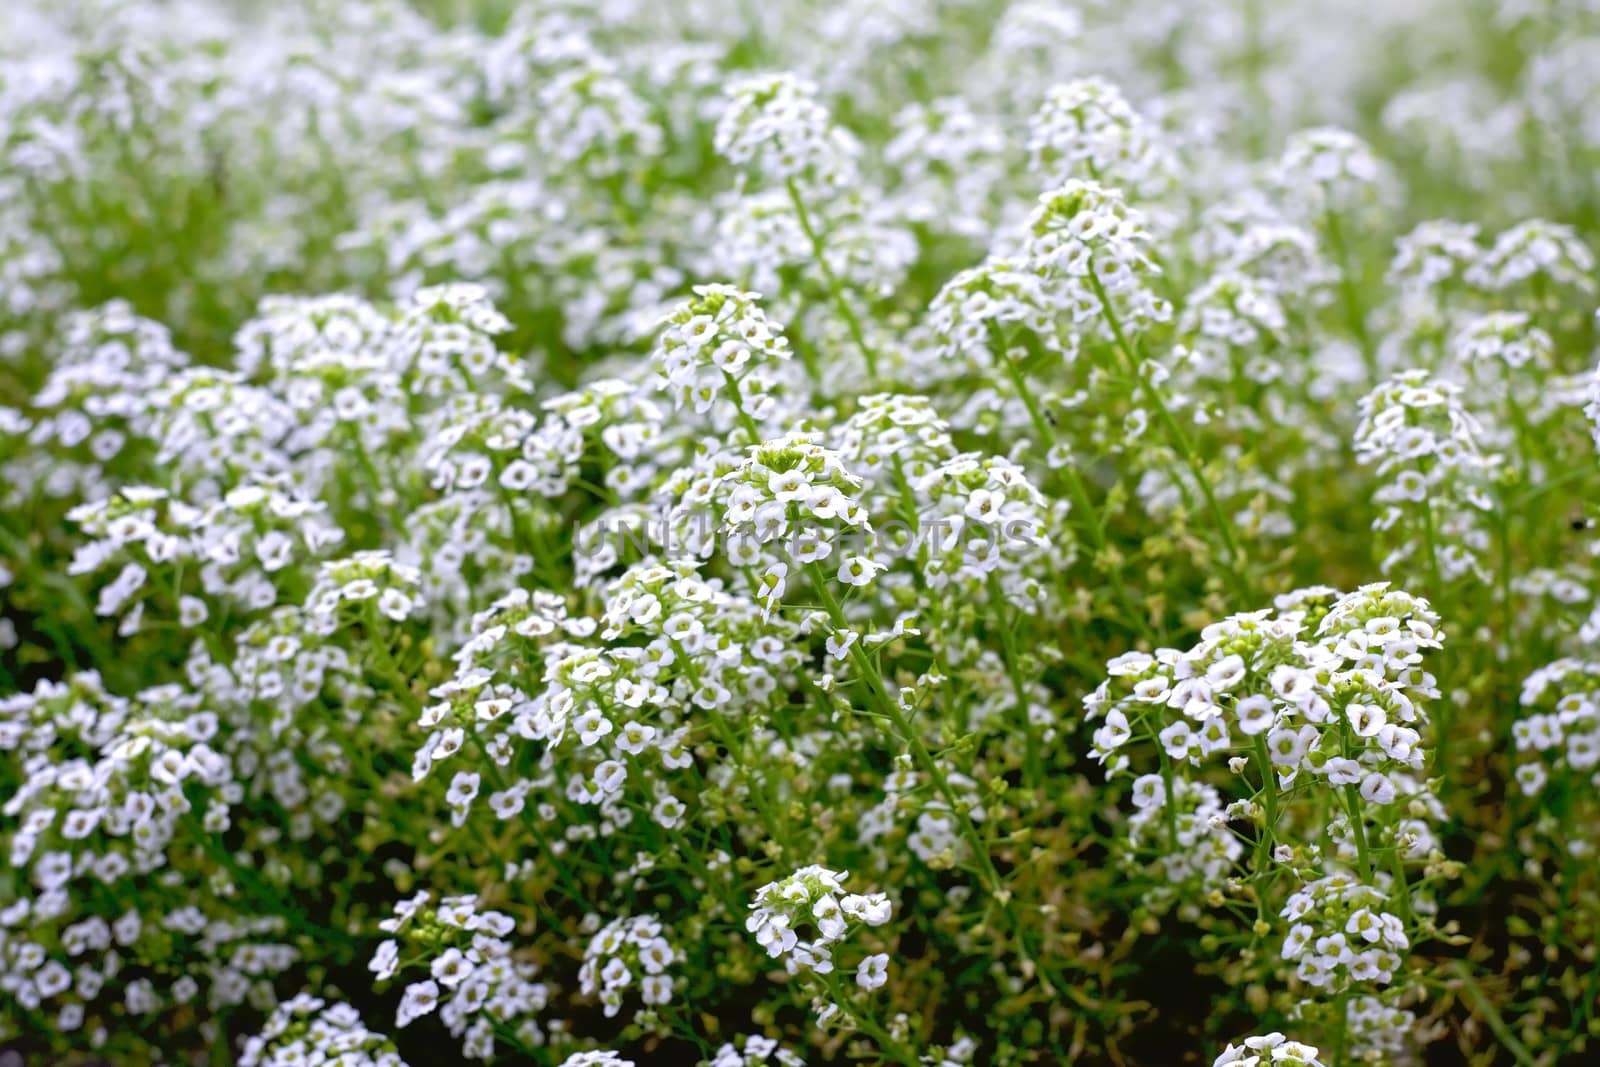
[
  {"left": 1252, "top": 734, "right": 1280, "bottom": 847},
  {"left": 786, "top": 177, "right": 880, "bottom": 379},
  {"left": 1496, "top": 495, "right": 1515, "bottom": 665},
  {"left": 986, "top": 572, "right": 1044, "bottom": 791},
  {"left": 465, "top": 732, "right": 594, "bottom": 915},
  {"left": 722, "top": 371, "right": 765, "bottom": 443},
  {"left": 1323, "top": 208, "right": 1376, "bottom": 379},
  {"left": 1451, "top": 961, "right": 1538, "bottom": 1067},
  {"left": 1331, "top": 990, "right": 1350, "bottom": 1067},
  {"left": 989, "top": 322, "right": 1155, "bottom": 642},
  {"left": 1384, "top": 837, "right": 1416, "bottom": 928},
  {"left": 678, "top": 653, "right": 796, "bottom": 854},
  {"left": 1088, "top": 269, "right": 1252, "bottom": 598},
  {"left": 806, "top": 562, "right": 1005, "bottom": 899},
  {"left": 1417, "top": 499, "right": 1452, "bottom": 780},
  {"left": 987, "top": 321, "right": 1059, "bottom": 454},
  {"left": 1142, "top": 716, "right": 1180, "bottom": 857},
  {"left": 1342, "top": 782, "right": 1375, "bottom": 882},
  {"left": 1416, "top": 498, "right": 1446, "bottom": 598},
  {"left": 816, "top": 971, "right": 922, "bottom": 1067}
]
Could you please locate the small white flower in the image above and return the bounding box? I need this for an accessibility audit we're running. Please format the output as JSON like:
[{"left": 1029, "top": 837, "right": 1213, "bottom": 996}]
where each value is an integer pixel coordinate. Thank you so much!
[
  {"left": 855, "top": 953, "right": 889, "bottom": 991},
  {"left": 1235, "top": 694, "right": 1277, "bottom": 736},
  {"left": 838, "top": 555, "right": 883, "bottom": 588}
]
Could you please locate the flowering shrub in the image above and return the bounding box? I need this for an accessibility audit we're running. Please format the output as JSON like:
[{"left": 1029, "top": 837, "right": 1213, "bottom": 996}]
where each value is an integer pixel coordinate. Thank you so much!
[{"left": 4, "top": 1, "right": 1600, "bottom": 1065}]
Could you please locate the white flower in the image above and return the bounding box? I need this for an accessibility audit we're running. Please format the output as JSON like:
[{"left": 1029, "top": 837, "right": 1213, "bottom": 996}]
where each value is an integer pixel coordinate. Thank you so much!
[
  {"left": 1347, "top": 703, "right": 1386, "bottom": 737},
  {"left": 838, "top": 555, "right": 883, "bottom": 588},
  {"left": 855, "top": 953, "right": 889, "bottom": 991},
  {"left": 1235, "top": 694, "right": 1276, "bottom": 736},
  {"left": 369, "top": 940, "right": 400, "bottom": 982},
  {"left": 431, "top": 947, "right": 474, "bottom": 987},
  {"left": 396, "top": 980, "right": 440, "bottom": 1027},
  {"left": 446, "top": 772, "right": 481, "bottom": 808},
  {"left": 1359, "top": 772, "right": 1397, "bottom": 805}
]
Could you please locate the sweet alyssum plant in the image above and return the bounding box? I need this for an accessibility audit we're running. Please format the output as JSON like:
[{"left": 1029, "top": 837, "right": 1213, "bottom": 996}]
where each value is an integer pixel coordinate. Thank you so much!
[{"left": 3, "top": 1, "right": 1600, "bottom": 1065}]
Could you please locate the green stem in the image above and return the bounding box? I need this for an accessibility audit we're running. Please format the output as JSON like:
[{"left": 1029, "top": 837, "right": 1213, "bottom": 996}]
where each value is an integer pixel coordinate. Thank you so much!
[
  {"left": 786, "top": 177, "right": 880, "bottom": 379},
  {"left": 1252, "top": 734, "right": 1280, "bottom": 856},
  {"left": 465, "top": 733, "right": 593, "bottom": 915},
  {"left": 805, "top": 562, "right": 1018, "bottom": 921},
  {"left": 1088, "top": 269, "right": 1252, "bottom": 598},
  {"left": 1342, "top": 782, "right": 1375, "bottom": 881},
  {"left": 1384, "top": 836, "right": 1415, "bottom": 928},
  {"left": 1331, "top": 989, "right": 1350, "bottom": 1066},
  {"left": 1323, "top": 208, "right": 1376, "bottom": 379},
  {"left": 817, "top": 970, "right": 922, "bottom": 1066},
  {"left": 987, "top": 322, "right": 1059, "bottom": 455},
  {"left": 1417, "top": 498, "right": 1446, "bottom": 597},
  {"left": 990, "top": 323, "right": 1154, "bottom": 642},
  {"left": 1451, "top": 961, "right": 1538, "bottom": 1067},
  {"left": 1417, "top": 498, "right": 1452, "bottom": 781},
  {"left": 1154, "top": 728, "right": 1181, "bottom": 858},
  {"left": 678, "top": 653, "right": 796, "bottom": 855},
  {"left": 986, "top": 572, "right": 1044, "bottom": 791},
  {"left": 722, "top": 371, "right": 765, "bottom": 443}
]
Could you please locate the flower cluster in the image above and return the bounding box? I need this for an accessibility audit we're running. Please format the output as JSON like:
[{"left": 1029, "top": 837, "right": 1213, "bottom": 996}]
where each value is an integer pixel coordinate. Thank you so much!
[
  {"left": 1354, "top": 370, "right": 1498, "bottom": 582},
  {"left": 371, "top": 892, "right": 547, "bottom": 1060},
  {"left": 1025, "top": 78, "right": 1175, "bottom": 201},
  {"left": 651, "top": 285, "right": 794, "bottom": 430},
  {"left": 1280, "top": 874, "right": 1410, "bottom": 993},
  {"left": 745, "top": 866, "right": 892, "bottom": 975},
  {"left": 577, "top": 914, "right": 679, "bottom": 1019},
  {"left": 1089, "top": 584, "right": 1443, "bottom": 800},
  {"left": 1123, "top": 774, "right": 1242, "bottom": 904},
  {"left": 1451, "top": 311, "right": 1552, "bottom": 380},
  {"left": 913, "top": 452, "right": 1056, "bottom": 604},
  {"left": 1212, "top": 1034, "right": 1324, "bottom": 1067},
  {"left": 66, "top": 484, "right": 343, "bottom": 635},
  {"left": 926, "top": 256, "right": 1081, "bottom": 372},
  {"left": 714, "top": 434, "right": 873, "bottom": 578},
  {"left": 1515, "top": 659, "right": 1600, "bottom": 801},
  {"left": 714, "top": 73, "right": 859, "bottom": 190},
  {"left": 1272, "top": 127, "right": 1388, "bottom": 217},
  {"left": 1021, "top": 180, "right": 1174, "bottom": 332},
  {"left": 1467, "top": 219, "right": 1597, "bottom": 303},
  {"left": 241, "top": 995, "right": 407, "bottom": 1067},
  {"left": 1088, "top": 585, "right": 1445, "bottom": 1052}
]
